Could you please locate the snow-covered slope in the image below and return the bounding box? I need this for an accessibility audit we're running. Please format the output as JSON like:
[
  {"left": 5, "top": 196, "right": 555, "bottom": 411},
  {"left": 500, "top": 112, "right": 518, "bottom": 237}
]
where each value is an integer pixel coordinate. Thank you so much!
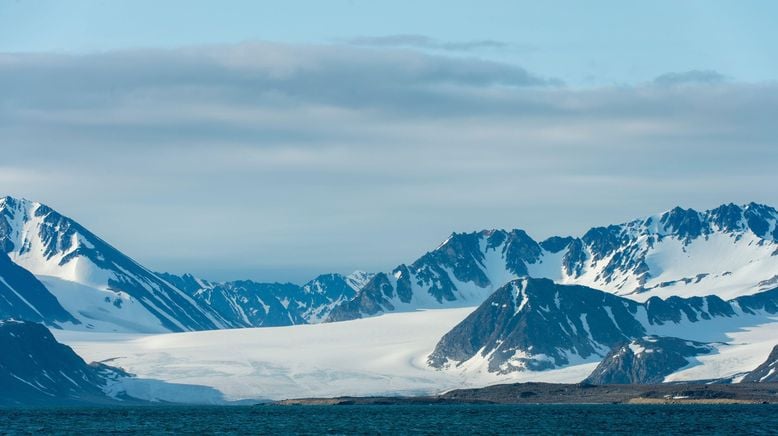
[
  {"left": 560, "top": 203, "right": 778, "bottom": 301},
  {"left": 54, "top": 308, "right": 593, "bottom": 402},
  {"left": 0, "top": 196, "right": 226, "bottom": 332},
  {"left": 330, "top": 203, "right": 778, "bottom": 321},
  {"left": 54, "top": 291, "right": 778, "bottom": 402}
]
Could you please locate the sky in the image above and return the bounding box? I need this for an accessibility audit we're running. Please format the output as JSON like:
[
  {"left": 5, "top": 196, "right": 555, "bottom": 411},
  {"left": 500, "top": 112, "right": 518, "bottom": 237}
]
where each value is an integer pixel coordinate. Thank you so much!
[{"left": 1, "top": 1, "right": 777, "bottom": 282}]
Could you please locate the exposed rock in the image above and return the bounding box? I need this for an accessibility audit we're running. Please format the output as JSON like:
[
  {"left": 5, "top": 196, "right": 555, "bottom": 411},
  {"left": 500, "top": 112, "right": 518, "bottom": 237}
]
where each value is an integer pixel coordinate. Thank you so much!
[{"left": 584, "top": 336, "right": 715, "bottom": 384}]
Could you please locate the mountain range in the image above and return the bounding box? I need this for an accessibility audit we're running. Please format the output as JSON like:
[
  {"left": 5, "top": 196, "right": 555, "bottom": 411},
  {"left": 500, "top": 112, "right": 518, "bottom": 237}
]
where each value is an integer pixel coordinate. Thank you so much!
[
  {"left": 0, "top": 196, "right": 372, "bottom": 332},
  {"left": 428, "top": 277, "right": 778, "bottom": 376},
  {"left": 4, "top": 196, "right": 778, "bottom": 333},
  {"left": 1, "top": 195, "right": 778, "bottom": 403},
  {"left": 329, "top": 202, "right": 778, "bottom": 321}
]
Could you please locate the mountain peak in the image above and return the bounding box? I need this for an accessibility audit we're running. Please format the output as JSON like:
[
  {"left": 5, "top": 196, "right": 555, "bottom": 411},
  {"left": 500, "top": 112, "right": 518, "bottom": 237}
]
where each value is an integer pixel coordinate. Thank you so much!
[{"left": 0, "top": 195, "right": 39, "bottom": 209}]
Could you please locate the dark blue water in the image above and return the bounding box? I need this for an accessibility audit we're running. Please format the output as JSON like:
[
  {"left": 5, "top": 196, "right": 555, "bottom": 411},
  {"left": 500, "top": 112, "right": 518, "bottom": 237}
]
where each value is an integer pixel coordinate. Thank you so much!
[{"left": 0, "top": 404, "right": 776, "bottom": 435}]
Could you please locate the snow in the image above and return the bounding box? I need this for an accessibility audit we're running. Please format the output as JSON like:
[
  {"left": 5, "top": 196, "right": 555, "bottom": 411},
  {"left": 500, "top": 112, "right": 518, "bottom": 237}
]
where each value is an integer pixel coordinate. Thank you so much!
[
  {"left": 512, "top": 281, "right": 529, "bottom": 314},
  {"left": 555, "top": 230, "right": 778, "bottom": 302},
  {"left": 628, "top": 343, "right": 646, "bottom": 355},
  {"left": 54, "top": 307, "right": 596, "bottom": 402},
  {"left": 40, "top": 276, "right": 169, "bottom": 333},
  {"left": 662, "top": 319, "right": 778, "bottom": 382},
  {"left": 5, "top": 203, "right": 109, "bottom": 288},
  {"left": 345, "top": 270, "right": 374, "bottom": 291}
]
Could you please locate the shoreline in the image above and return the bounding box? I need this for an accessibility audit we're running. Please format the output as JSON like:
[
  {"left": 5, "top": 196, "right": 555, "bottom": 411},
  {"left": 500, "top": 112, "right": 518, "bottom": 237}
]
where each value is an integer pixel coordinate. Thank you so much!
[{"left": 271, "top": 382, "right": 778, "bottom": 406}]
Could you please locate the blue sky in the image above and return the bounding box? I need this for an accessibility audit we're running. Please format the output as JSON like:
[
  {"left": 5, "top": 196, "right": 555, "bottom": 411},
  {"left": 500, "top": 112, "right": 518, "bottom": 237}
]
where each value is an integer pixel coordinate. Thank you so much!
[
  {"left": 1, "top": 1, "right": 777, "bottom": 282},
  {"left": 4, "top": 0, "right": 778, "bottom": 85}
]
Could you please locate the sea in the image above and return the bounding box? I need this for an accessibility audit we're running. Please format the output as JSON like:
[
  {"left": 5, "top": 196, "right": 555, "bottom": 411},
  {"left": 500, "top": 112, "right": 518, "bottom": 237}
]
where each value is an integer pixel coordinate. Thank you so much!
[{"left": 0, "top": 404, "right": 777, "bottom": 435}]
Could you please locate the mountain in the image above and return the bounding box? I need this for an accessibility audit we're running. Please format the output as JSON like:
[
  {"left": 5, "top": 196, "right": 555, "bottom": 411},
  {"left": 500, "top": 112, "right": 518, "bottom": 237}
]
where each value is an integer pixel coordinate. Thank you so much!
[
  {"left": 159, "top": 271, "right": 371, "bottom": 326},
  {"left": 0, "top": 196, "right": 228, "bottom": 332},
  {"left": 0, "top": 251, "right": 77, "bottom": 326},
  {"left": 583, "top": 336, "right": 715, "bottom": 384},
  {"left": 0, "top": 319, "right": 126, "bottom": 405},
  {"left": 329, "top": 203, "right": 778, "bottom": 321},
  {"left": 327, "top": 229, "right": 543, "bottom": 321},
  {"left": 742, "top": 345, "right": 778, "bottom": 382},
  {"left": 0, "top": 196, "right": 372, "bottom": 332},
  {"left": 427, "top": 277, "right": 778, "bottom": 374},
  {"left": 4, "top": 195, "right": 778, "bottom": 338}
]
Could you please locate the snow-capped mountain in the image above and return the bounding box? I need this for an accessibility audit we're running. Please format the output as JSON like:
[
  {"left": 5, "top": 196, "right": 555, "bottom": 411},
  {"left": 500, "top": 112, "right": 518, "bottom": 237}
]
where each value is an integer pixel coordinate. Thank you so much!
[
  {"left": 0, "top": 196, "right": 372, "bottom": 332},
  {"left": 0, "top": 196, "right": 227, "bottom": 332},
  {"left": 159, "top": 271, "right": 372, "bottom": 326},
  {"left": 329, "top": 203, "right": 778, "bottom": 321},
  {"left": 427, "top": 277, "right": 778, "bottom": 374},
  {"left": 4, "top": 194, "right": 778, "bottom": 339}
]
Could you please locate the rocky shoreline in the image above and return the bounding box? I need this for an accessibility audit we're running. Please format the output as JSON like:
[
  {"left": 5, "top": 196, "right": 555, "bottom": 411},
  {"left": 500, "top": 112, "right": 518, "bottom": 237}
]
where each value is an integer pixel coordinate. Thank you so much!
[{"left": 273, "top": 382, "right": 778, "bottom": 406}]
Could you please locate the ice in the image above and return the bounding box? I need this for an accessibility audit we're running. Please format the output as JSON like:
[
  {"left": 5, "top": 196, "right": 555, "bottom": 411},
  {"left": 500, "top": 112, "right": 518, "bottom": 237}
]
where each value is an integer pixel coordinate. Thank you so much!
[{"left": 53, "top": 307, "right": 601, "bottom": 402}]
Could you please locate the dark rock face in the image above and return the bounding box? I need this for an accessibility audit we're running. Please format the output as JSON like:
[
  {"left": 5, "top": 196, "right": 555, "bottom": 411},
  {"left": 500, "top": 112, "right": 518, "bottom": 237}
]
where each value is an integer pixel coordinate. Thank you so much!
[
  {"left": 326, "top": 273, "right": 396, "bottom": 322},
  {"left": 742, "top": 345, "right": 778, "bottom": 382},
  {"left": 539, "top": 236, "right": 574, "bottom": 253},
  {"left": 0, "top": 320, "right": 123, "bottom": 405},
  {"left": 584, "top": 336, "right": 715, "bottom": 384},
  {"left": 644, "top": 295, "right": 736, "bottom": 324},
  {"left": 0, "top": 252, "right": 77, "bottom": 326},
  {"left": 736, "top": 287, "right": 778, "bottom": 315},
  {"left": 660, "top": 207, "right": 705, "bottom": 242},
  {"left": 428, "top": 278, "right": 778, "bottom": 374}
]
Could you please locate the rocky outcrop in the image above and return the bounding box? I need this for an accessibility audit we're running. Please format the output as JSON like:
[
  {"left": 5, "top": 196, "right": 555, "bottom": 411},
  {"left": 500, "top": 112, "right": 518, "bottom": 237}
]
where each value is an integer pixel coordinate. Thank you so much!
[{"left": 584, "top": 336, "right": 715, "bottom": 384}]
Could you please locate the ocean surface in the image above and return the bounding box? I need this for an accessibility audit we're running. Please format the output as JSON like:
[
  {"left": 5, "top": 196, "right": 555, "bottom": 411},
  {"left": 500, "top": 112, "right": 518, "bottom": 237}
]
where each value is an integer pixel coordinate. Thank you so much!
[{"left": 1, "top": 404, "right": 777, "bottom": 435}]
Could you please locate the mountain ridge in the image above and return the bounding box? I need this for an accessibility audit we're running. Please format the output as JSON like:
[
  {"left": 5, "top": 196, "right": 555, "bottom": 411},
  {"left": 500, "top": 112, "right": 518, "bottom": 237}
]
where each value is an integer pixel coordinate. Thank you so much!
[
  {"left": 328, "top": 202, "right": 778, "bottom": 321},
  {"left": 3, "top": 195, "right": 778, "bottom": 335},
  {"left": 428, "top": 277, "right": 778, "bottom": 374}
]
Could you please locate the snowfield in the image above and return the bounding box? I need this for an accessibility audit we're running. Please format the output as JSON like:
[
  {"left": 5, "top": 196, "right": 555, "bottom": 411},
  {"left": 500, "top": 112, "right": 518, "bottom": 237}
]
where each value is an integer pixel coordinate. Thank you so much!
[
  {"left": 54, "top": 308, "right": 596, "bottom": 403},
  {"left": 663, "top": 320, "right": 778, "bottom": 383},
  {"left": 54, "top": 306, "right": 778, "bottom": 403}
]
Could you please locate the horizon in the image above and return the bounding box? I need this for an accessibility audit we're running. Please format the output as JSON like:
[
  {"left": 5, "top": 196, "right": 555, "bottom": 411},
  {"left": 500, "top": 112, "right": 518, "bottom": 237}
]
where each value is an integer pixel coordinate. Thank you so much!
[{"left": 3, "top": 1, "right": 777, "bottom": 282}]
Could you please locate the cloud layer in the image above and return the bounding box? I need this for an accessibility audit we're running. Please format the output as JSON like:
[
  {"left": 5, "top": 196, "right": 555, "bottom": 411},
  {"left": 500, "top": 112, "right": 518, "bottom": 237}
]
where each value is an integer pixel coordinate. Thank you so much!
[{"left": 1, "top": 43, "right": 776, "bottom": 282}]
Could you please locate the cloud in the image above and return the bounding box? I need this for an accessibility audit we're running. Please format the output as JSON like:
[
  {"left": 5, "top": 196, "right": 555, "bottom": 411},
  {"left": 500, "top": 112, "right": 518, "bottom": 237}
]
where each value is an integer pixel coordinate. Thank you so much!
[
  {"left": 0, "top": 42, "right": 557, "bottom": 119},
  {"left": 0, "top": 43, "right": 775, "bottom": 282},
  {"left": 652, "top": 69, "right": 728, "bottom": 86},
  {"left": 345, "top": 34, "right": 513, "bottom": 51}
]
